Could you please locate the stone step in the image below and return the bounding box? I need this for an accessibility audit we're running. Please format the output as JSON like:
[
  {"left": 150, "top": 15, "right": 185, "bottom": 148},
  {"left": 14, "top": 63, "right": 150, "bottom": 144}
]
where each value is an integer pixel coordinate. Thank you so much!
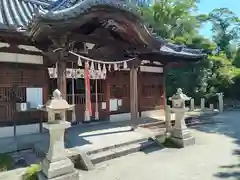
[
  {"left": 88, "top": 139, "right": 156, "bottom": 164},
  {"left": 139, "top": 121, "right": 165, "bottom": 129},
  {"left": 87, "top": 137, "right": 151, "bottom": 155}
]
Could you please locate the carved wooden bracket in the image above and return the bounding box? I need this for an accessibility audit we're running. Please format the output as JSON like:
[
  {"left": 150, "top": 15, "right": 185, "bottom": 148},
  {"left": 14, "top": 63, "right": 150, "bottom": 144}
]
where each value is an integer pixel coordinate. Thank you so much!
[{"left": 48, "top": 34, "right": 73, "bottom": 61}]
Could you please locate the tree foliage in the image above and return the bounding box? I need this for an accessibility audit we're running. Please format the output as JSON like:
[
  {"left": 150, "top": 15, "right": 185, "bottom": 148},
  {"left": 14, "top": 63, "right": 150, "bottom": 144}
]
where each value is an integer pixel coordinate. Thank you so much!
[
  {"left": 200, "top": 8, "right": 240, "bottom": 58},
  {"left": 141, "top": 0, "right": 240, "bottom": 102}
]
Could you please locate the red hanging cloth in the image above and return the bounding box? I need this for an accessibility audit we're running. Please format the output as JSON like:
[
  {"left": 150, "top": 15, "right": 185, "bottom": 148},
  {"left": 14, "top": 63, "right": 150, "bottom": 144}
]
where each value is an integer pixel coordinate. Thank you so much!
[{"left": 84, "top": 62, "right": 92, "bottom": 116}]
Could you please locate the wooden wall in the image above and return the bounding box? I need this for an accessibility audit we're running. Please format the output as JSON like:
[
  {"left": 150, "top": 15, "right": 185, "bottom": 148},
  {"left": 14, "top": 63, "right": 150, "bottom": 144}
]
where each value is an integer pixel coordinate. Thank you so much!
[
  {"left": 0, "top": 62, "right": 164, "bottom": 125},
  {"left": 0, "top": 62, "right": 48, "bottom": 125},
  {"left": 139, "top": 72, "right": 164, "bottom": 111},
  {"left": 108, "top": 70, "right": 164, "bottom": 115}
]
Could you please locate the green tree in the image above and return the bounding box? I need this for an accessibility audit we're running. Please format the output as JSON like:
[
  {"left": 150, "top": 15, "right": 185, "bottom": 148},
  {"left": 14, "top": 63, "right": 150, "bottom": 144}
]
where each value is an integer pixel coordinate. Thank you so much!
[
  {"left": 233, "top": 47, "right": 240, "bottom": 67},
  {"left": 141, "top": 1, "right": 239, "bottom": 102},
  {"left": 201, "top": 8, "right": 240, "bottom": 58},
  {"left": 141, "top": 0, "right": 201, "bottom": 39}
]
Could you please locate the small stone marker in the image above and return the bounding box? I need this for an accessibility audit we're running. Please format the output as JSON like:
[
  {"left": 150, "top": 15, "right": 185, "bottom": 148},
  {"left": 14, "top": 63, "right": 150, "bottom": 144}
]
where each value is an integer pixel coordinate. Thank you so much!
[
  {"left": 209, "top": 104, "right": 214, "bottom": 110},
  {"left": 217, "top": 92, "right": 224, "bottom": 113},
  {"left": 200, "top": 98, "right": 205, "bottom": 110},
  {"left": 190, "top": 98, "right": 195, "bottom": 111}
]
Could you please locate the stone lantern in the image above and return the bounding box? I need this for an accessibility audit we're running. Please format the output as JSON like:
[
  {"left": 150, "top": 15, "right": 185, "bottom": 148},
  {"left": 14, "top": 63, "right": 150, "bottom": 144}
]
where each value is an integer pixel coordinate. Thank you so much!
[
  {"left": 169, "top": 88, "right": 195, "bottom": 147},
  {"left": 38, "top": 89, "right": 79, "bottom": 180}
]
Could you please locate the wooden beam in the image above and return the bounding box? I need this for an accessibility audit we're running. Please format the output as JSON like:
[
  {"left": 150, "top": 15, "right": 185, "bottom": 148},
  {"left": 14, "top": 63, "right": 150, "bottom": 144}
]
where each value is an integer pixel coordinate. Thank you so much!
[
  {"left": 69, "top": 34, "right": 141, "bottom": 49},
  {"left": 0, "top": 31, "right": 34, "bottom": 46},
  {"left": 0, "top": 46, "right": 42, "bottom": 56}
]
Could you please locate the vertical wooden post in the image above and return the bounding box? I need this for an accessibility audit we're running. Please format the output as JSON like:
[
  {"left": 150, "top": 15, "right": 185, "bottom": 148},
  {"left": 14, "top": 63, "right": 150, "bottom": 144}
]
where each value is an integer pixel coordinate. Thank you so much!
[
  {"left": 95, "top": 78, "right": 99, "bottom": 120},
  {"left": 162, "top": 67, "right": 167, "bottom": 109},
  {"left": 71, "top": 62, "right": 76, "bottom": 123},
  {"left": 57, "top": 61, "right": 66, "bottom": 99},
  {"left": 130, "top": 65, "right": 138, "bottom": 130},
  {"left": 138, "top": 70, "right": 142, "bottom": 118},
  {"left": 106, "top": 74, "right": 110, "bottom": 121}
]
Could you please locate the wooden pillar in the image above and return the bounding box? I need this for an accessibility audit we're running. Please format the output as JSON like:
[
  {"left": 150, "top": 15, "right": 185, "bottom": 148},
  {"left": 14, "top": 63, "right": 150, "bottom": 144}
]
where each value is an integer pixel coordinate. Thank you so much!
[
  {"left": 106, "top": 74, "right": 110, "bottom": 121},
  {"left": 138, "top": 70, "right": 142, "bottom": 117},
  {"left": 57, "top": 61, "right": 66, "bottom": 99},
  {"left": 130, "top": 65, "right": 138, "bottom": 129},
  {"left": 162, "top": 67, "right": 167, "bottom": 109}
]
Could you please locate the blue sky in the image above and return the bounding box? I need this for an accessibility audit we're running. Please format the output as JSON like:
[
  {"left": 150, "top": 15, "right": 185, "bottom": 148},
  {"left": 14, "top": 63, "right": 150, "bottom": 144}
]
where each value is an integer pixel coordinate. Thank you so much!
[{"left": 197, "top": 0, "right": 239, "bottom": 39}]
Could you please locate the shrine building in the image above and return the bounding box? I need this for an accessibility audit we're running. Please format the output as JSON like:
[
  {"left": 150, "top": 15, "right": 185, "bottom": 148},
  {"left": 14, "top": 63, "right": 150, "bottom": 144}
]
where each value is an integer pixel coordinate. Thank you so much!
[{"left": 0, "top": 0, "right": 205, "bottom": 127}]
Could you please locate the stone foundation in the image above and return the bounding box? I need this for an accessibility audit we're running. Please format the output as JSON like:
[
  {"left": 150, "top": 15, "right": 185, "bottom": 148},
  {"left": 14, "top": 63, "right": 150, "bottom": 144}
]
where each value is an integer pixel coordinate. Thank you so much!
[
  {"left": 38, "top": 155, "right": 79, "bottom": 180},
  {"left": 171, "top": 128, "right": 195, "bottom": 147}
]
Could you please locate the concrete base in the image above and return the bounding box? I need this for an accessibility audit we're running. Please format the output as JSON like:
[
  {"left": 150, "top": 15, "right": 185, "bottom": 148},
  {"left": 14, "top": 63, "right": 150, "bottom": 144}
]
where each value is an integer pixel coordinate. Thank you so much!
[
  {"left": 171, "top": 128, "right": 195, "bottom": 147},
  {"left": 38, "top": 170, "right": 79, "bottom": 180},
  {"left": 171, "top": 136, "right": 195, "bottom": 148},
  {"left": 171, "top": 128, "right": 192, "bottom": 139},
  {"left": 39, "top": 157, "right": 79, "bottom": 180}
]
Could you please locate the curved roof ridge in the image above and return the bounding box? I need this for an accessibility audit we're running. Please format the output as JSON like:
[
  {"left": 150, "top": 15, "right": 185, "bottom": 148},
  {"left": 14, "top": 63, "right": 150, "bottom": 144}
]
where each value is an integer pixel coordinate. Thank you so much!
[
  {"left": 0, "top": 0, "right": 47, "bottom": 29},
  {"left": 37, "top": 0, "right": 141, "bottom": 20},
  {"left": 0, "top": 0, "right": 206, "bottom": 59},
  {"left": 21, "top": 0, "right": 51, "bottom": 7}
]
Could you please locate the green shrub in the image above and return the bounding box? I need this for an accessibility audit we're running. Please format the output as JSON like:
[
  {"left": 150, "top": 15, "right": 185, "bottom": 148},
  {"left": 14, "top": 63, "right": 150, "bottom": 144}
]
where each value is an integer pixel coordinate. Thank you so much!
[
  {"left": 0, "top": 154, "right": 13, "bottom": 172},
  {"left": 24, "top": 164, "right": 41, "bottom": 180}
]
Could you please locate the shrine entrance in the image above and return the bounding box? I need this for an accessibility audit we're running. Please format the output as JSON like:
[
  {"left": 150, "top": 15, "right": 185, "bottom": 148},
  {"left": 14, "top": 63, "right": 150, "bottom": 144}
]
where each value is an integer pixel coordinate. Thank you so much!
[
  {"left": 48, "top": 65, "right": 108, "bottom": 122},
  {"left": 25, "top": 0, "right": 205, "bottom": 127}
]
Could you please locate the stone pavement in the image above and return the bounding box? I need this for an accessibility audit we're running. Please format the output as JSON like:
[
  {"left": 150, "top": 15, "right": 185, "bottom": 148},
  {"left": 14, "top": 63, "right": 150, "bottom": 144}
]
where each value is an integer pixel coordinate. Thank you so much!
[
  {"left": 77, "top": 111, "right": 240, "bottom": 180},
  {"left": 0, "top": 108, "right": 217, "bottom": 154}
]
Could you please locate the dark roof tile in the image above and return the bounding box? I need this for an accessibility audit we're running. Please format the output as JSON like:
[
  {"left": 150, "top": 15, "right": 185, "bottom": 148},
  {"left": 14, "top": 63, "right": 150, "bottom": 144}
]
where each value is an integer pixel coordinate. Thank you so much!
[
  {"left": 0, "top": 0, "right": 206, "bottom": 59},
  {"left": 0, "top": 0, "right": 51, "bottom": 29}
]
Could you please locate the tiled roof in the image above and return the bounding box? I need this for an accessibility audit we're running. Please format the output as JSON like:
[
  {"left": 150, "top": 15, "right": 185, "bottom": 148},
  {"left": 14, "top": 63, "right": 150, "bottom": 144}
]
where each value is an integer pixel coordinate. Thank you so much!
[
  {"left": 0, "top": 0, "right": 52, "bottom": 29},
  {"left": 160, "top": 44, "right": 205, "bottom": 58},
  {"left": 0, "top": 0, "right": 206, "bottom": 59}
]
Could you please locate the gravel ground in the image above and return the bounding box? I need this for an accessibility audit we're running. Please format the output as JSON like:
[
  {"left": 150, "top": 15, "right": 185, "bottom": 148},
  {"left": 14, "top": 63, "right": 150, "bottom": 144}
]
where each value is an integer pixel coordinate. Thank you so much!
[{"left": 78, "top": 111, "right": 240, "bottom": 180}]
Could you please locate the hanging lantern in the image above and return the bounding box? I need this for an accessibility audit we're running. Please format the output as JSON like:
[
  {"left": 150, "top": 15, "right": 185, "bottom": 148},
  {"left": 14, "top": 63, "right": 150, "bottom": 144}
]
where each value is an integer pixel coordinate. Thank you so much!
[
  {"left": 123, "top": 61, "right": 128, "bottom": 69},
  {"left": 108, "top": 64, "right": 111, "bottom": 72},
  {"left": 114, "top": 63, "right": 118, "bottom": 71},
  {"left": 77, "top": 56, "right": 82, "bottom": 66},
  {"left": 90, "top": 62, "right": 95, "bottom": 71},
  {"left": 102, "top": 64, "right": 107, "bottom": 74}
]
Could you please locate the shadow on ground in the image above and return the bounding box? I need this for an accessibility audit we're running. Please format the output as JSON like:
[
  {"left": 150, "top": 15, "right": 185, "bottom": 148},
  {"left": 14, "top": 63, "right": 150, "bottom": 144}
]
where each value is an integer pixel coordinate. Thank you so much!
[
  {"left": 65, "top": 117, "right": 161, "bottom": 148},
  {"left": 191, "top": 111, "right": 240, "bottom": 179}
]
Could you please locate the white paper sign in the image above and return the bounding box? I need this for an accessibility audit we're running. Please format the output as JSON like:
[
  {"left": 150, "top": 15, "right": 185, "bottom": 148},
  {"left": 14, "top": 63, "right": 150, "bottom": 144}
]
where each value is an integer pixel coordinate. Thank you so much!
[
  {"left": 26, "top": 87, "right": 43, "bottom": 109},
  {"left": 102, "top": 102, "right": 106, "bottom": 110},
  {"left": 110, "top": 99, "right": 118, "bottom": 111},
  {"left": 117, "top": 99, "right": 122, "bottom": 106}
]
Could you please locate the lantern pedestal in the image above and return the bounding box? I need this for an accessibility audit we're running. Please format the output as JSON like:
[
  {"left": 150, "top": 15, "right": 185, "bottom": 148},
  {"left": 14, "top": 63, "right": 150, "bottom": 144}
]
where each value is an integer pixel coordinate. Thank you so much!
[
  {"left": 38, "top": 121, "right": 79, "bottom": 180},
  {"left": 37, "top": 89, "right": 78, "bottom": 180},
  {"left": 171, "top": 108, "right": 195, "bottom": 147}
]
